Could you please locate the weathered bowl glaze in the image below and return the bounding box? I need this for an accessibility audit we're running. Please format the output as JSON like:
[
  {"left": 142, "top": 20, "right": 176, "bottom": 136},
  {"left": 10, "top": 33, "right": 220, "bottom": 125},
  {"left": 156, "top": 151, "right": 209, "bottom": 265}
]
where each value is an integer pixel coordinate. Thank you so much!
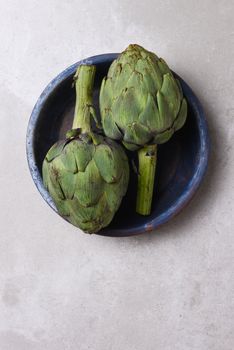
[{"left": 26, "top": 54, "right": 210, "bottom": 237}]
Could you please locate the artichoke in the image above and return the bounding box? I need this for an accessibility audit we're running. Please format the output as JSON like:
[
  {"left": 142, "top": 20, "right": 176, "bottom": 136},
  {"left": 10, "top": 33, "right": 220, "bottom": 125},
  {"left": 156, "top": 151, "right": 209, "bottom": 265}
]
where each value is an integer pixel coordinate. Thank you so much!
[
  {"left": 42, "top": 65, "right": 129, "bottom": 233},
  {"left": 100, "top": 44, "right": 187, "bottom": 215}
]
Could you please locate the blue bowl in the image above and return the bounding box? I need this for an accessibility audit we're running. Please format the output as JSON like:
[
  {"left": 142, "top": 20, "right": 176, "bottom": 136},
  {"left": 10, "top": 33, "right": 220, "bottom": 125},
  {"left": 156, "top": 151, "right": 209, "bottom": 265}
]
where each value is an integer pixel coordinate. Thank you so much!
[{"left": 26, "top": 54, "right": 210, "bottom": 237}]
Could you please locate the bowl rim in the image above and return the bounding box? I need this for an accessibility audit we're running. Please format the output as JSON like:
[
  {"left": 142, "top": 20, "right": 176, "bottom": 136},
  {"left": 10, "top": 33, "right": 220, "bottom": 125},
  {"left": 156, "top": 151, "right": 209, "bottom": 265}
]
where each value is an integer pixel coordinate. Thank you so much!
[{"left": 26, "top": 53, "right": 210, "bottom": 237}]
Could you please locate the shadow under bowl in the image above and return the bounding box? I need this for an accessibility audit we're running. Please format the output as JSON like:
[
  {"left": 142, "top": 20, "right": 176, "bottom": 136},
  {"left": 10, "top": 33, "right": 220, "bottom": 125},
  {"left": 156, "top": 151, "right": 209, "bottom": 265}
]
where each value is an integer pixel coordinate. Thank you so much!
[{"left": 26, "top": 54, "right": 210, "bottom": 237}]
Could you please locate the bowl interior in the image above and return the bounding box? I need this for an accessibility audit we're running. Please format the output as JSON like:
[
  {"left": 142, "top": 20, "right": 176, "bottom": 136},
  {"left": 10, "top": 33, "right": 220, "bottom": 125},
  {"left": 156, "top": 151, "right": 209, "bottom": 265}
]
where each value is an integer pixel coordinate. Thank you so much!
[{"left": 29, "top": 56, "right": 208, "bottom": 236}]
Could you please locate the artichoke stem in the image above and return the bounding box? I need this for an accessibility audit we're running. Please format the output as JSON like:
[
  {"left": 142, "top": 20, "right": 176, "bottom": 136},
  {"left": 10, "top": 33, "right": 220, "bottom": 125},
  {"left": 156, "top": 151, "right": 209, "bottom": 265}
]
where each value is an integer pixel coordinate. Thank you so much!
[
  {"left": 72, "top": 65, "right": 96, "bottom": 132},
  {"left": 136, "top": 144, "right": 157, "bottom": 215}
]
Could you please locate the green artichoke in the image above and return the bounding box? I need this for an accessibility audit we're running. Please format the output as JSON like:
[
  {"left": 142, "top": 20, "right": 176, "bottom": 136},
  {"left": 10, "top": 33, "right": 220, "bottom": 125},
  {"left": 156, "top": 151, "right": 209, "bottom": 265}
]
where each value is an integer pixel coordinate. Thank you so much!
[
  {"left": 100, "top": 44, "right": 187, "bottom": 215},
  {"left": 100, "top": 44, "right": 187, "bottom": 149},
  {"left": 42, "top": 65, "right": 129, "bottom": 233}
]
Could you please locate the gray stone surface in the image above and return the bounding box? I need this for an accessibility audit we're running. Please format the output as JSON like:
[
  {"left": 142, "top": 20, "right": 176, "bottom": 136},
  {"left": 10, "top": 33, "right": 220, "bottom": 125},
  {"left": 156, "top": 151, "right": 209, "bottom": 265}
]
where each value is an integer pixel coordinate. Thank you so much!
[{"left": 0, "top": 0, "right": 234, "bottom": 349}]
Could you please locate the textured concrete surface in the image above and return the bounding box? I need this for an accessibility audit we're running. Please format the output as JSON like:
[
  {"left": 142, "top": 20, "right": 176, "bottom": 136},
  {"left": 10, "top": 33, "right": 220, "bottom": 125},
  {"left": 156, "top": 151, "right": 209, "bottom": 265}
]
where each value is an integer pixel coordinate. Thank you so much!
[{"left": 1, "top": 0, "right": 234, "bottom": 349}]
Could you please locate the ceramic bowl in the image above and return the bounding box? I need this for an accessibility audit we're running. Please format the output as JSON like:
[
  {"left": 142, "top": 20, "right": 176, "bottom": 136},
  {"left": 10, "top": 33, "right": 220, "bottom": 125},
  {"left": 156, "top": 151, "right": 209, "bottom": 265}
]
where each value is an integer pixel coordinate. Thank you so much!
[{"left": 26, "top": 54, "right": 210, "bottom": 237}]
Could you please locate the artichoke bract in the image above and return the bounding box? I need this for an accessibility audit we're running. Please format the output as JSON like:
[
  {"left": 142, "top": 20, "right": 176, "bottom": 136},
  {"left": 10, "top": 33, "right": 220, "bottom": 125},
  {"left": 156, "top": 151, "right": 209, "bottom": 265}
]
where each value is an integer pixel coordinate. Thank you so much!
[
  {"left": 42, "top": 65, "right": 129, "bottom": 233},
  {"left": 100, "top": 44, "right": 187, "bottom": 215}
]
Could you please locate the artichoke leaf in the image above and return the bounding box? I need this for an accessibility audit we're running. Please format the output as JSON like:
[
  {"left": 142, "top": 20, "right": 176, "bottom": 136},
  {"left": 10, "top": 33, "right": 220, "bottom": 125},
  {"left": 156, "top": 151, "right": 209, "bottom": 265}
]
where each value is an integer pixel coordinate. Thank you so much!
[
  {"left": 173, "top": 98, "right": 188, "bottom": 131},
  {"left": 111, "top": 87, "right": 141, "bottom": 127},
  {"left": 124, "top": 122, "right": 151, "bottom": 146},
  {"left": 157, "top": 91, "right": 174, "bottom": 130},
  {"left": 139, "top": 93, "right": 162, "bottom": 132},
  {"left": 94, "top": 143, "right": 123, "bottom": 183},
  {"left": 75, "top": 160, "right": 104, "bottom": 207},
  {"left": 161, "top": 73, "right": 181, "bottom": 117},
  {"left": 70, "top": 140, "right": 94, "bottom": 172},
  {"left": 45, "top": 140, "right": 67, "bottom": 162},
  {"left": 102, "top": 108, "right": 123, "bottom": 140},
  {"left": 154, "top": 128, "right": 174, "bottom": 144},
  {"left": 157, "top": 58, "right": 171, "bottom": 75}
]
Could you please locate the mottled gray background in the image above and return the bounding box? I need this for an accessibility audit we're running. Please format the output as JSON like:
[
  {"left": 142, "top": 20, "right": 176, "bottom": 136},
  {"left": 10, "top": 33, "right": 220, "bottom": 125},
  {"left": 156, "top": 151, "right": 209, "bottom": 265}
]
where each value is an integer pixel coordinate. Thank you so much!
[{"left": 0, "top": 0, "right": 234, "bottom": 349}]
